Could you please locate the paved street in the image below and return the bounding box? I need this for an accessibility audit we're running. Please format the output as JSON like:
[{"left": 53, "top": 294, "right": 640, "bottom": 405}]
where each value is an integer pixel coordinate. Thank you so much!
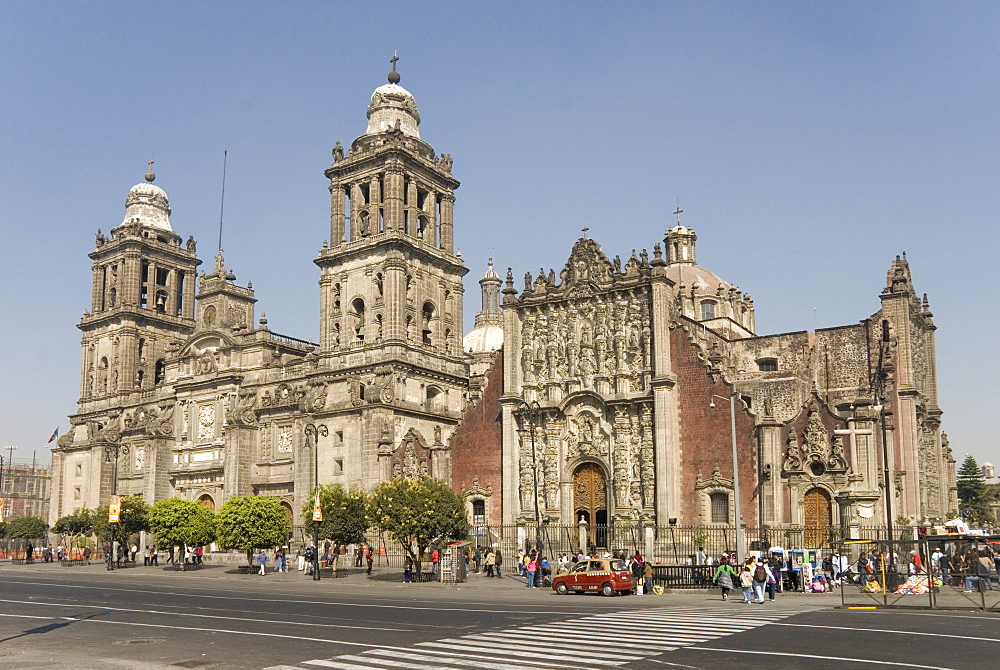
[{"left": 1, "top": 562, "right": 998, "bottom": 669}]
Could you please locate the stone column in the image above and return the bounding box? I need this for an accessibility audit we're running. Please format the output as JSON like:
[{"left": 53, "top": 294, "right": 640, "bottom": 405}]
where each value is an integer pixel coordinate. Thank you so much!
[
  {"left": 349, "top": 183, "right": 362, "bottom": 241},
  {"left": 369, "top": 175, "right": 382, "bottom": 232},
  {"left": 406, "top": 180, "right": 418, "bottom": 236},
  {"left": 383, "top": 254, "right": 406, "bottom": 341},
  {"left": 318, "top": 273, "right": 333, "bottom": 351},
  {"left": 329, "top": 182, "right": 345, "bottom": 245},
  {"left": 182, "top": 270, "right": 196, "bottom": 320},
  {"left": 439, "top": 194, "right": 454, "bottom": 253},
  {"left": 92, "top": 263, "right": 104, "bottom": 312},
  {"left": 383, "top": 168, "right": 404, "bottom": 231}
]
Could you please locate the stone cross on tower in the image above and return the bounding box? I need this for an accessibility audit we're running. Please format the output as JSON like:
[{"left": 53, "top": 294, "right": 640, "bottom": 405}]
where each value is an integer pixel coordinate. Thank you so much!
[{"left": 674, "top": 206, "right": 683, "bottom": 226}]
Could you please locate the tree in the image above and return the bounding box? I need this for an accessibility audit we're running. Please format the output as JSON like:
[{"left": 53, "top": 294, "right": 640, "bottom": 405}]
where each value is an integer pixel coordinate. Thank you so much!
[
  {"left": 7, "top": 516, "right": 49, "bottom": 542},
  {"left": 216, "top": 496, "right": 291, "bottom": 566},
  {"left": 300, "top": 484, "right": 369, "bottom": 551},
  {"left": 148, "top": 498, "right": 216, "bottom": 562},
  {"left": 92, "top": 496, "right": 151, "bottom": 543},
  {"left": 957, "top": 455, "right": 996, "bottom": 527},
  {"left": 52, "top": 508, "right": 94, "bottom": 550},
  {"left": 368, "top": 477, "right": 470, "bottom": 577}
]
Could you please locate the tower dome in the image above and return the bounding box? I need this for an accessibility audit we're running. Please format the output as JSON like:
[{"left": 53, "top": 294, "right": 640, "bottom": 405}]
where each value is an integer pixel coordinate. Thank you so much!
[
  {"left": 121, "top": 169, "right": 172, "bottom": 231},
  {"left": 365, "top": 66, "right": 421, "bottom": 139},
  {"left": 464, "top": 259, "right": 504, "bottom": 354}
]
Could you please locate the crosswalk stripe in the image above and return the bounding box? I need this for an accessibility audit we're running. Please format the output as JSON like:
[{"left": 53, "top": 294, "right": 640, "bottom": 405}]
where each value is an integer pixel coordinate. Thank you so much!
[
  {"left": 366, "top": 649, "right": 560, "bottom": 670},
  {"left": 420, "top": 638, "right": 643, "bottom": 662},
  {"left": 417, "top": 641, "right": 631, "bottom": 665},
  {"left": 472, "top": 631, "right": 651, "bottom": 650},
  {"left": 283, "top": 604, "right": 810, "bottom": 670},
  {"left": 454, "top": 634, "right": 647, "bottom": 659}
]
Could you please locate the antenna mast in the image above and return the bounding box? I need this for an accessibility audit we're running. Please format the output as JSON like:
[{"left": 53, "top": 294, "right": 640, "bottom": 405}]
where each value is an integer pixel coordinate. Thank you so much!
[{"left": 218, "top": 150, "right": 228, "bottom": 251}]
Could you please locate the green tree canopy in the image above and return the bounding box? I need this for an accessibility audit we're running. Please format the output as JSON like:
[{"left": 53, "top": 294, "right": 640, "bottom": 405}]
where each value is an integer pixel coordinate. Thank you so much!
[
  {"left": 149, "top": 498, "right": 216, "bottom": 550},
  {"left": 52, "top": 508, "right": 94, "bottom": 547},
  {"left": 957, "top": 455, "right": 996, "bottom": 527},
  {"left": 301, "top": 484, "right": 369, "bottom": 548},
  {"left": 369, "top": 477, "right": 470, "bottom": 571},
  {"left": 92, "top": 496, "right": 151, "bottom": 542},
  {"left": 7, "top": 515, "right": 49, "bottom": 540},
  {"left": 216, "top": 495, "right": 291, "bottom": 565}
]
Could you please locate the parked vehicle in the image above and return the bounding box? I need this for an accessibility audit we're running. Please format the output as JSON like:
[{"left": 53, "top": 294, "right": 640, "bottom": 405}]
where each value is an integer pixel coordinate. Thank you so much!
[{"left": 551, "top": 558, "right": 633, "bottom": 596}]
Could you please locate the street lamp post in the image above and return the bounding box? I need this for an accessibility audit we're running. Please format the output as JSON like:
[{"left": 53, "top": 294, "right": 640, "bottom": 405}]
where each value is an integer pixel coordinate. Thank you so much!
[
  {"left": 103, "top": 442, "right": 130, "bottom": 570},
  {"left": 516, "top": 400, "right": 544, "bottom": 586},
  {"left": 304, "top": 422, "right": 328, "bottom": 581},
  {"left": 710, "top": 393, "right": 744, "bottom": 561}
]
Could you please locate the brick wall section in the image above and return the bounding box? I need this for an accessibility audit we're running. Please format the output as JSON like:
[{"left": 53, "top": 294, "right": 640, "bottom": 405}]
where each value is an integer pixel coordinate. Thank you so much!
[
  {"left": 450, "top": 349, "right": 504, "bottom": 525},
  {"left": 671, "top": 328, "right": 758, "bottom": 524}
]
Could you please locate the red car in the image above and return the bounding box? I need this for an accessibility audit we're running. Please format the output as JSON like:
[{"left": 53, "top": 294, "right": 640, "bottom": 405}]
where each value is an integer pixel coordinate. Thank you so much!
[{"left": 552, "top": 558, "right": 634, "bottom": 596}]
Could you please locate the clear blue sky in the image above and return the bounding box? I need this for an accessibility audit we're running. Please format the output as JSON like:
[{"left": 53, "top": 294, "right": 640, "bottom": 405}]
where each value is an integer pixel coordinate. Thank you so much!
[{"left": 1, "top": 2, "right": 997, "bottom": 471}]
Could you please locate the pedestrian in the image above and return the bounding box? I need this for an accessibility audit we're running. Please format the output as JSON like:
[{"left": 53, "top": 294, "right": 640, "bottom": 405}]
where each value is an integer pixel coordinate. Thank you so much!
[
  {"left": 484, "top": 549, "right": 495, "bottom": 577},
  {"left": 764, "top": 560, "right": 779, "bottom": 601},
  {"left": 474, "top": 546, "right": 482, "bottom": 573},
  {"left": 167, "top": 546, "right": 175, "bottom": 565},
  {"left": 25, "top": 542, "right": 34, "bottom": 562},
  {"left": 752, "top": 560, "right": 768, "bottom": 603},
  {"left": 304, "top": 545, "right": 315, "bottom": 575},
  {"left": 256, "top": 549, "right": 267, "bottom": 575},
  {"left": 517, "top": 549, "right": 526, "bottom": 576},
  {"left": 195, "top": 545, "right": 204, "bottom": 565},
  {"left": 366, "top": 546, "right": 374, "bottom": 576},
  {"left": 82, "top": 545, "right": 92, "bottom": 565},
  {"left": 431, "top": 547, "right": 440, "bottom": 576},
  {"left": 631, "top": 556, "right": 644, "bottom": 595},
  {"left": 404, "top": 554, "right": 414, "bottom": 583},
  {"left": 525, "top": 550, "right": 538, "bottom": 588},
  {"left": 494, "top": 548, "right": 503, "bottom": 578},
  {"left": 130, "top": 543, "right": 139, "bottom": 564},
  {"left": 644, "top": 561, "right": 654, "bottom": 594},
  {"left": 356, "top": 545, "right": 364, "bottom": 567},
  {"left": 739, "top": 565, "right": 755, "bottom": 603},
  {"left": 150, "top": 545, "right": 158, "bottom": 566},
  {"left": 713, "top": 559, "right": 737, "bottom": 600}
]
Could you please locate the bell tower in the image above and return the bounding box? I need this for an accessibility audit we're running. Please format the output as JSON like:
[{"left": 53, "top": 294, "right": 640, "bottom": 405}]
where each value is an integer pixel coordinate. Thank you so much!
[
  {"left": 79, "top": 166, "right": 200, "bottom": 400},
  {"left": 316, "top": 62, "right": 467, "bottom": 361},
  {"left": 314, "top": 60, "right": 469, "bottom": 488}
]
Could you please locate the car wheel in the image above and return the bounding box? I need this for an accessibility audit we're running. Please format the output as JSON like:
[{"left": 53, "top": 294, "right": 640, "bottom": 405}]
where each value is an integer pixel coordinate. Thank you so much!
[
  {"left": 601, "top": 582, "right": 615, "bottom": 597},
  {"left": 555, "top": 582, "right": 569, "bottom": 595}
]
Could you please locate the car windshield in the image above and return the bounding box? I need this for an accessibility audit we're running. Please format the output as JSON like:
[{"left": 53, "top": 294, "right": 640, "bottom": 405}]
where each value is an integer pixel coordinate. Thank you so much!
[{"left": 609, "top": 560, "right": 627, "bottom": 571}]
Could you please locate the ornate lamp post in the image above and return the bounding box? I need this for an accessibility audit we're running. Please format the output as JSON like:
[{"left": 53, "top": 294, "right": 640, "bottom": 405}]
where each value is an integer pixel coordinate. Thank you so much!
[
  {"left": 710, "top": 393, "right": 744, "bottom": 561},
  {"left": 303, "top": 422, "right": 328, "bottom": 581},
  {"left": 515, "top": 400, "right": 544, "bottom": 586},
  {"left": 103, "top": 442, "right": 130, "bottom": 570}
]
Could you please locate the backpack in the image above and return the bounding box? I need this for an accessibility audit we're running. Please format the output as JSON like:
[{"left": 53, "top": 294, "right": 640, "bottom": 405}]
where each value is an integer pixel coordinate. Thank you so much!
[{"left": 754, "top": 565, "right": 767, "bottom": 582}]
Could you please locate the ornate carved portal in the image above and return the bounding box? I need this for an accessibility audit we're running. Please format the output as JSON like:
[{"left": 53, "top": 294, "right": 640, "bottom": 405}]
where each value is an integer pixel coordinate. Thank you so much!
[
  {"left": 573, "top": 463, "right": 608, "bottom": 548},
  {"left": 803, "top": 487, "right": 832, "bottom": 547}
]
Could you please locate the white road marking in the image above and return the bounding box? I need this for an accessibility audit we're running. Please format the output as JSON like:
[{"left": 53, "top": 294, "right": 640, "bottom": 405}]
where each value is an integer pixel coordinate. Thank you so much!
[
  {"left": 775, "top": 621, "right": 1000, "bottom": 643},
  {"left": 693, "top": 647, "right": 955, "bottom": 669}
]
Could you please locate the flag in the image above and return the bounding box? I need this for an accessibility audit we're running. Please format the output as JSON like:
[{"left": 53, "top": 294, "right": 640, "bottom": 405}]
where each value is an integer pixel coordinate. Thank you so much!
[{"left": 47, "top": 427, "right": 59, "bottom": 443}]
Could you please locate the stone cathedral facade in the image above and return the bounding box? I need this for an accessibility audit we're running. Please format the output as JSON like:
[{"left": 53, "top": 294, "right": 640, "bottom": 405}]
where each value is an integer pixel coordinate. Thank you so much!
[{"left": 52, "top": 66, "right": 956, "bottom": 541}]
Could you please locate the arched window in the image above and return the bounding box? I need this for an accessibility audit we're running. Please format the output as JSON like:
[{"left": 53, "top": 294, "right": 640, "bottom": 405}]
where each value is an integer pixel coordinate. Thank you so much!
[
  {"left": 108, "top": 287, "right": 117, "bottom": 308},
  {"left": 137, "top": 338, "right": 145, "bottom": 361},
  {"left": 710, "top": 492, "right": 730, "bottom": 523},
  {"left": 472, "top": 500, "right": 486, "bottom": 527},
  {"left": 700, "top": 300, "right": 716, "bottom": 320},
  {"left": 422, "top": 302, "right": 435, "bottom": 344},
  {"left": 757, "top": 357, "right": 778, "bottom": 372},
  {"left": 136, "top": 370, "right": 144, "bottom": 388},
  {"left": 351, "top": 298, "right": 366, "bottom": 340},
  {"left": 97, "top": 357, "right": 109, "bottom": 394},
  {"left": 154, "top": 359, "right": 166, "bottom": 385},
  {"left": 426, "top": 386, "right": 443, "bottom": 412}
]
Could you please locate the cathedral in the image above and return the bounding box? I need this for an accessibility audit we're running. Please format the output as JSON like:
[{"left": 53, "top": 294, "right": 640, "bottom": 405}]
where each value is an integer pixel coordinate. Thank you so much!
[{"left": 52, "top": 65, "right": 956, "bottom": 545}]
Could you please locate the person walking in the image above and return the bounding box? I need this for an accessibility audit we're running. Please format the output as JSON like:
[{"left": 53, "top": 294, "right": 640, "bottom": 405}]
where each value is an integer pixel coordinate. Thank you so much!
[
  {"left": 764, "top": 560, "right": 779, "bottom": 601},
  {"left": 256, "top": 549, "right": 267, "bottom": 575},
  {"left": 484, "top": 549, "right": 496, "bottom": 577},
  {"left": 631, "top": 556, "right": 644, "bottom": 595},
  {"left": 752, "top": 560, "right": 768, "bottom": 603},
  {"left": 365, "top": 545, "right": 374, "bottom": 576},
  {"left": 739, "top": 565, "right": 755, "bottom": 603},
  {"left": 404, "top": 554, "right": 414, "bottom": 583},
  {"left": 525, "top": 550, "right": 538, "bottom": 588},
  {"left": 494, "top": 548, "right": 503, "bottom": 578},
  {"left": 713, "top": 559, "right": 737, "bottom": 601},
  {"left": 643, "top": 561, "right": 654, "bottom": 595},
  {"left": 82, "top": 545, "right": 92, "bottom": 566}
]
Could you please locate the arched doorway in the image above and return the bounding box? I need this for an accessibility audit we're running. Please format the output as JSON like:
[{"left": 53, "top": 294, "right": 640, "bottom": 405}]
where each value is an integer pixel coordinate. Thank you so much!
[
  {"left": 197, "top": 494, "right": 215, "bottom": 512},
  {"left": 573, "top": 463, "right": 608, "bottom": 549},
  {"left": 803, "top": 487, "right": 832, "bottom": 547}
]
